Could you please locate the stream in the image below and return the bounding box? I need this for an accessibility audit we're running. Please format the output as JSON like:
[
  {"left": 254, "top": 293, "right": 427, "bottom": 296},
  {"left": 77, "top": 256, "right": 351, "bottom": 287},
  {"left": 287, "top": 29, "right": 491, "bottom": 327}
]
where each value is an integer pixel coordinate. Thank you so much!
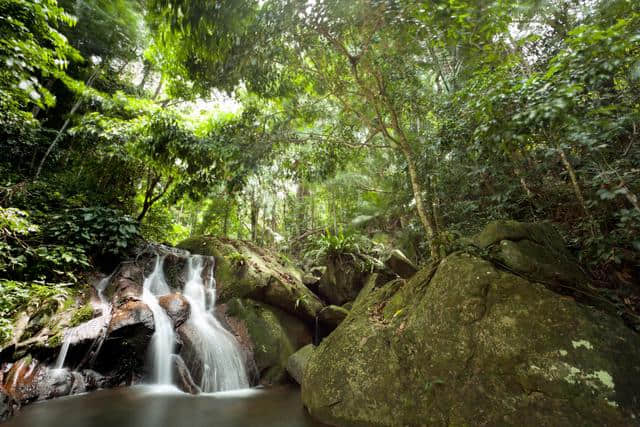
[{"left": 3, "top": 385, "right": 325, "bottom": 427}]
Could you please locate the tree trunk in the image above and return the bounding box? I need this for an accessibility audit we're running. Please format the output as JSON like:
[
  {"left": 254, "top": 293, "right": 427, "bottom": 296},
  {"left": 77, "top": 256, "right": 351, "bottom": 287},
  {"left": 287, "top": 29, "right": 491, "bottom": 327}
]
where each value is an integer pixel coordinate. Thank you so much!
[
  {"left": 250, "top": 188, "right": 258, "bottom": 242},
  {"left": 153, "top": 76, "right": 164, "bottom": 100},
  {"left": 223, "top": 201, "right": 230, "bottom": 237},
  {"left": 558, "top": 148, "right": 589, "bottom": 216},
  {"left": 400, "top": 144, "right": 439, "bottom": 259},
  {"left": 34, "top": 68, "right": 101, "bottom": 179}
]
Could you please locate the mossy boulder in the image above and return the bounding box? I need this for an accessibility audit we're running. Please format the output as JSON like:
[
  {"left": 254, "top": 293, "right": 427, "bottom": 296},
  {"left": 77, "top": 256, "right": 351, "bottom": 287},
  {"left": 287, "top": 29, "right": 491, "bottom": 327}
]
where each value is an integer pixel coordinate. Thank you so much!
[
  {"left": 317, "top": 305, "right": 349, "bottom": 330},
  {"left": 472, "top": 220, "right": 589, "bottom": 287},
  {"left": 179, "top": 236, "right": 324, "bottom": 321},
  {"left": 286, "top": 344, "right": 315, "bottom": 385},
  {"left": 221, "top": 298, "right": 312, "bottom": 385},
  {"left": 302, "top": 252, "right": 640, "bottom": 426},
  {"left": 317, "top": 255, "right": 370, "bottom": 306},
  {"left": 384, "top": 249, "right": 418, "bottom": 279}
]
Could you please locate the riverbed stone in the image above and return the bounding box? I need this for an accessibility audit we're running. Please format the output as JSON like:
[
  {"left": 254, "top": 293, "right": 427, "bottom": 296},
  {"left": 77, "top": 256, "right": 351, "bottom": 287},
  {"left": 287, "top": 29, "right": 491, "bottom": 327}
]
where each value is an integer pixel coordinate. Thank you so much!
[
  {"left": 221, "top": 298, "right": 312, "bottom": 385},
  {"left": 302, "top": 251, "right": 640, "bottom": 426},
  {"left": 286, "top": 344, "right": 314, "bottom": 385},
  {"left": 0, "top": 387, "right": 11, "bottom": 422},
  {"left": 384, "top": 249, "right": 418, "bottom": 279},
  {"left": 158, "top": 293, "right": 190, "bottom": 328},
  {"left": 179, "top": 237, "right": 324, "bottom": 322},
  {"left": 317, "top": 305, "right": 349, "bottom": 330}
]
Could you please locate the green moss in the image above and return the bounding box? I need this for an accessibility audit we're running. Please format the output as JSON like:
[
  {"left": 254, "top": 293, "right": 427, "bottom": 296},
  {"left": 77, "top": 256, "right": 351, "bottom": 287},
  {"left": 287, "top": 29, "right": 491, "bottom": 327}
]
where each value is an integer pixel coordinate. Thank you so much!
[
  {"left": 227, "top": 298, "right": 312, "bottom": 384},
  {"left": 70, "top": 305, "right": 94, "bottom": 327},
  {"left": 47, "top": 332, "right": 63, "bottom": 347},
  {"left": 225, "top": 251, "right": 248, "bottom": 267}
]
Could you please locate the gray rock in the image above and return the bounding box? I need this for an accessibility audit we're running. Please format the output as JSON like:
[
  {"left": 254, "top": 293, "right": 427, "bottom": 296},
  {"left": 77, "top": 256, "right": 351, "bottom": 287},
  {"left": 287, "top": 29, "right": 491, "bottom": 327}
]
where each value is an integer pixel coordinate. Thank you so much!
[
  {"left": 0, "top": 387, "right": 13, "bottom": 422},
  {"left": 158, "top": 293, "right": 191, "bottom": 328},
  {"left": 317, "top": 305, "right": 349, "bottom": 329},
  {"left": 384, "top": 249, "right": 418, "bottom": 279},
  {"left": 317, "top": 256, "right": 369, "bottom": 305},
  {"left": 286, "top": 344, "right": 315, "bottom": 385},
  {"left": 302, "top": 251, "right": 640, "bottom": 426},
  {"left": 172, "top": 354, "right": 201, "bottom": 395}
]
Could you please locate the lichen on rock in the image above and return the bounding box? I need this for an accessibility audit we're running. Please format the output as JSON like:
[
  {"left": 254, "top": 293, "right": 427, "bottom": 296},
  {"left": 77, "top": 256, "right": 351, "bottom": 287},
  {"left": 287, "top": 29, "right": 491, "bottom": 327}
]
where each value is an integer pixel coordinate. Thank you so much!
[{"left": 302, "top": 248, "right": 640, "bottom": 426}]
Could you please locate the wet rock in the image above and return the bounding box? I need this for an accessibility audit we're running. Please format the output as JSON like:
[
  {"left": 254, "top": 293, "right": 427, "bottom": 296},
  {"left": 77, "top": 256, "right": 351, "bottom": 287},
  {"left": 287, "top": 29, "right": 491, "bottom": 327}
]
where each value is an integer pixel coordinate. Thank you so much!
[
  {"left": 81, "top": 369, "right": 111, "bottom": 390},
  {"left": 109, "top": 263, "right": 144, "bottom": 304},
  {"left": 317, "top": 255, "right": 369, "bottom": 305},
  {"left": 302, "top": 273, "right": 320, "bottom": 294},
  {"left": 175, "top": 322, "right": 205, "bottom": 386},
  {"left": 2, "top": 357, "right": 75, "bottom": 404},
  {"left": 158, "top": 293, "right": 190, "bottom": 328},
  {"left": 384, "top": 249, "right": 418, "bottom": 279},
  {"left": 317, "top": 305, "right": 349, "bottom": 330},
  {"left": 108, "top": 300, "right": 154, "bottom": 334},
  {"left": 221, "top": 298, "right": 312, "bottom": 385},
  {"left": 286, "top": 344, "right": 314, "bottom": 385},
  {"left": 179, "top": 237, "right": 324, "bottom": 322},
  {"left": 0, "top": 387, "right": 13, "bottom": 422},
  {"left": 95, "top": 300, "right": 154, "bottom": 375},
  {"left": 172, "top": 354, "right": 201, "bottom": 395},
  {"left": 302, "top": 251, "right": 640, "bottom": 426}
]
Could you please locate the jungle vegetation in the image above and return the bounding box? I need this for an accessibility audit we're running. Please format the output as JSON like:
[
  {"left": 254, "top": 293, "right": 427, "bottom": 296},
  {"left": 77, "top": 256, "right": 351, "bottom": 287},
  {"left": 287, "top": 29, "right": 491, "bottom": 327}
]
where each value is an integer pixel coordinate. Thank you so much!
[{"left": 1, "top": 0, "right": 639, "bottom": 333}]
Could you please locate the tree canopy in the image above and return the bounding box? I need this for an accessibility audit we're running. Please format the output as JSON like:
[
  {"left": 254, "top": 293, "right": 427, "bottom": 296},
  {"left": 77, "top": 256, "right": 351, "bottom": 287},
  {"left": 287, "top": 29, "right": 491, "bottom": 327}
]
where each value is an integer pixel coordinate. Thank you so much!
[{"left": 1, "top": 0, "right": 639, "bottom": 321}]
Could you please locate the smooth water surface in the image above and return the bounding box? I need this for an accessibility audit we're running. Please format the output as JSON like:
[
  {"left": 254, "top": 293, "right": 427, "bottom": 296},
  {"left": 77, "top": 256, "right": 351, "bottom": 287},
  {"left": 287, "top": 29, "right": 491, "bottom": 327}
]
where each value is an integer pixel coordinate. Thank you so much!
[{"left": 4, "top": 385, "right": 326, "bottom": 427}]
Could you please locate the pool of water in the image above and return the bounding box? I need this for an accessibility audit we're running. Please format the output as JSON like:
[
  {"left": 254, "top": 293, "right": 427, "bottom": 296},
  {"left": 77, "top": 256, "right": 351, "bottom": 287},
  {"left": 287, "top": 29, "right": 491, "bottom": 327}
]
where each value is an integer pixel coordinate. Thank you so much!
[{"left": 4, "top": 385, "right": 326, "bottom": 427}]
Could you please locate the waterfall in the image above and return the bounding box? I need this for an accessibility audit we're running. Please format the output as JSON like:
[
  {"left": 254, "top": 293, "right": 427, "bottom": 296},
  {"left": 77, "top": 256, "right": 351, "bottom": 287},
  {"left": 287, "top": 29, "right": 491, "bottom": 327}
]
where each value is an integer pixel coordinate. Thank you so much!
[
  {"left": 182, "top": 256, "right": 249, "bottom": 392},
  {"left": 141, "top": 256, "right": 175, "bottom": 385},
  {"left": 52, "top": 249, "right": 249, "bottom": 393}
]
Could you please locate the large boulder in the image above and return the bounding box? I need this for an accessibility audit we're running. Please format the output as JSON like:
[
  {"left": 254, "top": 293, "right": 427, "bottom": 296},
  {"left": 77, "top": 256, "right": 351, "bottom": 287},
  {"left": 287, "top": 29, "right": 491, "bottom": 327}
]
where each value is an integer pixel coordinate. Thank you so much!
[
  {"left": 286, "top": 344, "right": 315, "bottom": 385},
  {"left": 317, "top": 255, "right": 370, "bottom": 306},
  {"left": 220, "top": 298, "right": 313, "bottom": 385},
  {"left": 0, "top": 356, "right": 108, "bottom": 406},
  {"left": 384, "top": 249, "right": 418, "bottom": 279},
  {"left": 179, "top": 237, "right": 324, "bottom": 322},
  {"left": 317, "top": 305, "right": 349, "bottom": 330},
  {"left": 472, "top": 220, "right": 589, "bottom": 287},
  {"left": 95, "top": 300, "right": 154, "bottom": 375},
  {"left": 302, "top": 252, "right": 640, "bottom": 426},
  {"left": 158, "top": 293, "right": 190, "bottom": 328}
]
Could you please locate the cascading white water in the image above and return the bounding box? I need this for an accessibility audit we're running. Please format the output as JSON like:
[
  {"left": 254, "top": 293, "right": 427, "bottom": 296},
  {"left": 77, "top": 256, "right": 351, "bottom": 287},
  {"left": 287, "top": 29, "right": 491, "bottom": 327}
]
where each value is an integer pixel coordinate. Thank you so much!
[
  {"left": 183, "top": 256, "right": 249, "bottom": 392},
  {"left": 141, "top": 256, "right": 176, "bottom": 385},
  {"left": 52, "top": 250, "right": 249, "bottom": 393}
]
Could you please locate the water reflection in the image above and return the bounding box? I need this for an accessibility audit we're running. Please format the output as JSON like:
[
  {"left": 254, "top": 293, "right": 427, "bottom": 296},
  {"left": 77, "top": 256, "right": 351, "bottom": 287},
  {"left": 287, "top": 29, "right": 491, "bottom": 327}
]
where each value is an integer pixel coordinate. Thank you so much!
[{"left": 4, "top": 385, "right": 325, "bottom": 427}]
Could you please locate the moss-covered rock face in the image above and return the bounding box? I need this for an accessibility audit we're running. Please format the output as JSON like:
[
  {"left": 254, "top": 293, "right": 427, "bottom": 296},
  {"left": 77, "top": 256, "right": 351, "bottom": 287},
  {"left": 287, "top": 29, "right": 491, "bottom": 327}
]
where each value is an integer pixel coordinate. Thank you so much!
[
  {"left": 302, "top": 252, "right": 640, "bottom": 426},
  {"left": 472, "top": 220, "right": 589, "bottom": 287},
  {"left": 222, "top": 298, "right": 312, "bottom": 385},
  {"left": 317, "top": 255, "right": 370, "bottom": 306},
  {"left": 179, "top": 236, "right": 324, "bottom": 321},
  {"left": 286, "top": 344, "right": 315, "bottom": 385}
]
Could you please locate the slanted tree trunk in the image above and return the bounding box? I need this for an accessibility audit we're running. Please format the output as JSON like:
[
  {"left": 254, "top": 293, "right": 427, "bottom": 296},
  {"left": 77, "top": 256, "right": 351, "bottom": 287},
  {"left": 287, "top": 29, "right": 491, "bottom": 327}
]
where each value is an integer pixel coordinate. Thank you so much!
[
  {"left": 558, "top": 148, "right": 589, "bottom": 216},
  {"left": 137, "top": 172, "right": 174, "bottom": 222},
  {"left": 34, "top": 67, "right": 101, "bottom": 179},
  {"left": 153, "top": 76, "right": 164, "bottom": 100},
  {"left": 400, "top": 144, "right": 439, "bottom": 258}
]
